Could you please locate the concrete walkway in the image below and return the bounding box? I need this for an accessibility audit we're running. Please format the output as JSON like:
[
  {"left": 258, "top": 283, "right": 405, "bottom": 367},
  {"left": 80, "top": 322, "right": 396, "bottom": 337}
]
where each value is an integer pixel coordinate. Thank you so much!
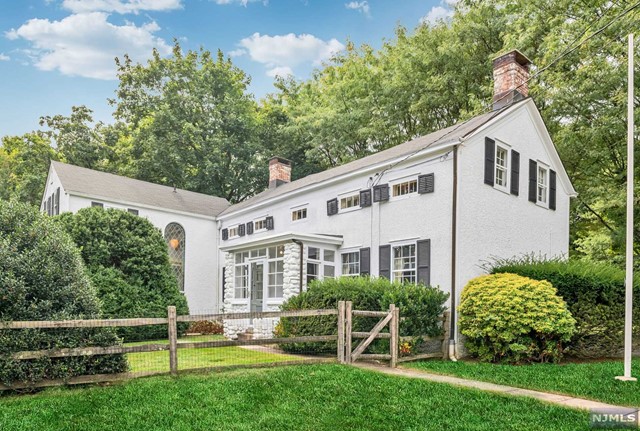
[{"left": 353, "top": 362, "right": 639, "bottom": 414}]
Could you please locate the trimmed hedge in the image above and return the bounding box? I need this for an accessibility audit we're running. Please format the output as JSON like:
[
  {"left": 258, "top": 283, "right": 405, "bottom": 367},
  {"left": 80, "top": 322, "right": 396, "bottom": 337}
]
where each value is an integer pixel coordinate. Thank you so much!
[
  {"left": 459, "top": 274, "right": 575, "bottom": 364},
  {"left": 275, "top": 277, "right": 448, "bottom": 354},
  {"left": 491, "top": 257, "right": 640, "bottom": 358},
  {"left": 0, "top": 201, "right": 128, "bottom": 385},
  {"left": 57, "top": 207, "right": 189, "bottom": 341}
]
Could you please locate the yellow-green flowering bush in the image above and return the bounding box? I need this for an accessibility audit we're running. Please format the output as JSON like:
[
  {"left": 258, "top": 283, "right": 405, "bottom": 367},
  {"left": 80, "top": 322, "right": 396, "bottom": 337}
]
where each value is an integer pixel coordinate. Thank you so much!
[{"left": 459, "top": 273, "right": 576, "bottom": 364}]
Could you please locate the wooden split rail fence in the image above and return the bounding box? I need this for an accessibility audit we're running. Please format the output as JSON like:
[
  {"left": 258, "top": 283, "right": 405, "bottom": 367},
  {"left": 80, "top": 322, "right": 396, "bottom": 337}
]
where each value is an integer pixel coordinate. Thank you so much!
[{"left": 0, "top": 303, "right": 449, "bottom": 390}]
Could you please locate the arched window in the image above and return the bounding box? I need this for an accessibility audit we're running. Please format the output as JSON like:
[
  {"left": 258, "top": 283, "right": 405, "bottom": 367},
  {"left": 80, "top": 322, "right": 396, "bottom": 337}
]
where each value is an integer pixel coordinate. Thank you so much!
[{"left": 165, "top": 223, "right": 185, "bottom": 292}]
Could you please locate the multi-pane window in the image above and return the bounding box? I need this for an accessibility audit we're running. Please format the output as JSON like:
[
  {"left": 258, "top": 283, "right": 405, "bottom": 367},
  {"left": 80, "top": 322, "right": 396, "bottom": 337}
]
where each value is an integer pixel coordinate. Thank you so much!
[
  {"left": 128, "top": 208, "right": 139, "bottom": 216},
  {"left": 228, "top": 226, "right": 239, "bottom": 238},
  {"left": 165, "top": 223, "right": 186, "bottom": 292},
  {"left": 292, "top": 208, "right": 307, "bottom": 221},
  {"left": 307, "top": 247, "right": 336, "bottom": 285},
  {"left": 495, "top": 146, "right": 508, "bottom": 188},
  {"left": 537, "top": 166, "right": 548, "bottom": 204},
  {"left": 234, "top": 251, "right": 249, "bottom": 299},
  {"left": 340, "top": 194, "right": 360, "bottom": 210},
  {"left": 268, "top": 260, "right": 284, "bottom": 298},
  {"left": 91, "top": 201, "right": 103, "bottom": 208},
  {"left": 250, "top": 248, "right": 267, "bottom": 258},
  {"left": 392, "top": 180, "right": 418, "bottom": 197},
  {"left": 392, "top": 244, "right": 416, "bottom": 283},
  {"left": 341, "top": 252, "right": 360, "bottom": 276},
  {"left": 254, "top": 218, "right": 267, "bottom": 231}
]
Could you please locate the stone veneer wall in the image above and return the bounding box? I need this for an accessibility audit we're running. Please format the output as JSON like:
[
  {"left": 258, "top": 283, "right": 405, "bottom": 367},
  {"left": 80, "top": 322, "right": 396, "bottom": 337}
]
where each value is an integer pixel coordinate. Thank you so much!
[{"left": 223, "top": 242, "right": 307, "bottom": 339}]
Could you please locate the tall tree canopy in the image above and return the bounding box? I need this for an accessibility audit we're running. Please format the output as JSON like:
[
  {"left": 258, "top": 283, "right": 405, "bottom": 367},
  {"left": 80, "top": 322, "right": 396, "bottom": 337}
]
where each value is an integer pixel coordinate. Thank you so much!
[{"left": 111, "top": 43, "right": 267, "bottom": 203}]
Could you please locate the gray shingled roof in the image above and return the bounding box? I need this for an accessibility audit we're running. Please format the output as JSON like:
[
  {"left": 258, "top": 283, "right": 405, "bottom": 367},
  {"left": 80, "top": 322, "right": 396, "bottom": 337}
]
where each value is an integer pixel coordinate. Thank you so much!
[
  {"left": 52, "top": 161, "right": 230, "bottom": 217},
  {"left": 221, "top": 104, "right": 512, "bottom": 216}
]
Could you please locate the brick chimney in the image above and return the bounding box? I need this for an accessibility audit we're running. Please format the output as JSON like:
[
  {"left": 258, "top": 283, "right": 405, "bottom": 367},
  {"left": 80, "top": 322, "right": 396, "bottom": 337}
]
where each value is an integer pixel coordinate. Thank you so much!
[
  {"left": 268, "top": 156, "right": 292, "bottom": 189},
  {"left": 492, "top": 49, "right": 532, "bottom": 110}
]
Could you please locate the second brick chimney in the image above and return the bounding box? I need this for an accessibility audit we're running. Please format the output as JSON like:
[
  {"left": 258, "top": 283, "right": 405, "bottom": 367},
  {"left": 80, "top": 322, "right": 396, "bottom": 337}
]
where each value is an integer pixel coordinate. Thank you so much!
[
  {"left": 268, "top": 156, "right": 292, "bottom": 189},
  {"left": 492, "top": 49, "right": 532, "bottom": 110}
]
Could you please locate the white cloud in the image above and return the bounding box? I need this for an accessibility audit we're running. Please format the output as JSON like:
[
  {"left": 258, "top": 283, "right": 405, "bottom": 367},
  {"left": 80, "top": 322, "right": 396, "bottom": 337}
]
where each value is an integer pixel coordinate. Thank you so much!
[
  {"left": 61, "top": 0, "right": 182, "bottom": 14},
  {"left": 213, "top": 0, "right": 266, "bottom": 5},
  {"left": 0, "top": 53, "right": 9, "bottom": 61},
  {"left": 266, "top": 66, "right": 293, "bottom": 78},
  {"left": 6, "top": 12, "right": 171, "bottom": 79},
  {"left": 235, "top": 32, "right": 344, "bottom": 76},
  {"left": 228, "top": 48, "right": 247, "bottom": 57},
  {"left": 420, "top": 4, "right": 453, "bottom": 25},
  {"left": 345, "top": 1, "right": 370, "bottom": 17}
]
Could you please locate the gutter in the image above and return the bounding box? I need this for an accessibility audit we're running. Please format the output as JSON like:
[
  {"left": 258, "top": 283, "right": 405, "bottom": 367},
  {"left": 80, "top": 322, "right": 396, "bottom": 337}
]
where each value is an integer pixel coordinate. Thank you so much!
[
  {"left": 292, "top": 239, "right": 304, "bottom": 294},
  {"left": 449, "top": 144, "right": 459, "bottom": 361}
]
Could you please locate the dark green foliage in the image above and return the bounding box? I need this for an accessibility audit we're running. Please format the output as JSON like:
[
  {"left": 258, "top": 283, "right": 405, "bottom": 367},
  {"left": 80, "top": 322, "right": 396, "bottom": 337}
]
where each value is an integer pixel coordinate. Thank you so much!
[
  {"left": 57, "top": 207, "right": 188, "bottom": 341},
  {"left": 490, "top": 257, "right": 640, "bottom": 358},
  {"left": 276, "top": 277, "right": 448, "bottom": 354},
  {"left": 0, "top": 200, "right": 127, "bottom": 385}
]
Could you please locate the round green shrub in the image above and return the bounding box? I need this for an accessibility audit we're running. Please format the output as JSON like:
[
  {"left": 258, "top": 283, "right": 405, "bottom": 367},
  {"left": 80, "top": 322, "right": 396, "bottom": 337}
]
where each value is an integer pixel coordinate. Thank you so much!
[
  {"left": 0, "top": 201, "right": 128, "bottom": 385},
  {"left": 491, "top": 257, "right": 640, "bottom": 358},
  {"left": 57, "top": 207, "right": 189, "bottom": 341},
  {"left": 276, "top": 276, "right": 448, "bottom": 354},
  {"left": 459, "top": 273, "right": 576, "bottom": 364}
]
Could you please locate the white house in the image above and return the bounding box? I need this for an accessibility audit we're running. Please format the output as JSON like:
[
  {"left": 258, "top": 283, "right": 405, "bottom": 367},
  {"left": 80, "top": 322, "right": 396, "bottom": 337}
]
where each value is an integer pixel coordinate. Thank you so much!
[
  {"left": 216, "top": 50, "right": 576, "bottom": 354},
  {"left": 41, "top": 50, "right": 576, "bottom": 356},
  {"left": 40, "top": 161, "right": 229, "bottom": 312}
]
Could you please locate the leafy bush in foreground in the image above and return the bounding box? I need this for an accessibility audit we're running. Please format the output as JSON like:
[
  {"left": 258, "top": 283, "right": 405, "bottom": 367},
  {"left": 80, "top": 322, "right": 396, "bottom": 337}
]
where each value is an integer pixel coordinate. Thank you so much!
[
  {"left": 459, "top": 273, "right": 575, "bottom": 364},
  {"left": 0, "top": 201, "right": 127, "bottom": 385},
  {"left": 491, "top": 256, "right": 640, "bottom": 358},
  {"left": 275, "top": 277, "right": 448, "bottom": 354}
]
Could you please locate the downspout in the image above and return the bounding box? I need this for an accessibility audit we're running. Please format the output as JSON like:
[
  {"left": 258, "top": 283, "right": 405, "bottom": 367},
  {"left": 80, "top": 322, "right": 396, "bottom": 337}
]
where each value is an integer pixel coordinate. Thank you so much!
[
  {"left": 449, "top": 144, "right": 459, "bottom": 361},
  {"left": 292, "top": 239, "right": 304, "bottom": 294}
]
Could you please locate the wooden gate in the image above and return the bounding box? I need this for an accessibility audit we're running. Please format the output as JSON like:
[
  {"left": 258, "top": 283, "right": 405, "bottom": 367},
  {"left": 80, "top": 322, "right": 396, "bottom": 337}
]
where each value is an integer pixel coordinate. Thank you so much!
[{"left": 337, "top": 301, "right": 399, "bottom": 367}]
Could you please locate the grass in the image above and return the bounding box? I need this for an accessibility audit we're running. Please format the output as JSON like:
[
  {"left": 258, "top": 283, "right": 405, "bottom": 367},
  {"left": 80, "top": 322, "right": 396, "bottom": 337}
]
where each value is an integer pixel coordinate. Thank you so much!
[
  {"left": 405, "top": 358, "right": 640, "bottom": 407},
  {"left": 0, "top": 364, "right": 590, "bottom": 431},
  {"left": 125, "top": 335, "right": 303, "bottom": 373}
]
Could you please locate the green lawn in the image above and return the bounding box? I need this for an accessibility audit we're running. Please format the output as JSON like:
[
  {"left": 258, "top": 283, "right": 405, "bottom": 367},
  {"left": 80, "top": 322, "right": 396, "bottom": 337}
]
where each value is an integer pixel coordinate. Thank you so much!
[
  {"left": 0, "top": 364, "right": 589, "bottom": 431},
  {"left": 125, "top": 335, "right": 303, "bottom": 373},
  {"left": 405, "top": 358, "right": 640, "bottom": 407}
]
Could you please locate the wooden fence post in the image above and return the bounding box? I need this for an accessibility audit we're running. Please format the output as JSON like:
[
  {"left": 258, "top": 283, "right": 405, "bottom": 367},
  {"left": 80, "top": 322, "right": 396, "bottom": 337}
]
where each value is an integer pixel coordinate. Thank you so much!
[
  {"left": 441, "top": 311, "right": 450, "bottom": 360},
  {"left": 389, "top": 304, "right": 398, "bottom": 368},
  {"left": 345, "top": 301, "right": 352, "bottom": 364},
  {"left": 337, "top": 301, "right": 345, "bottom": 364},
  {"left": 168, "top": 306, "right": 178, "bottom": 376}
]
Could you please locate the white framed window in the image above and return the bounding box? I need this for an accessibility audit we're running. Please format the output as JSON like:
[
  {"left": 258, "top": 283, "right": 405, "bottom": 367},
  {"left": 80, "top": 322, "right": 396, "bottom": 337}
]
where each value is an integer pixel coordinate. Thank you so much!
[
  {"left": 339, "top": 194, "right": 360, "bottom": 211},
  {"left": 250, "top": 248, "right": 267, "bottom": 259},
  {"left": 291, "top": 208, "right": 307, "bottom": 221},
  {"left": 254, "top": 218, "right": 267, "bottom": 232},
  {"left": 228, "top": 226, "right": 239, "bottom": 238},
  {"left": 392, "top": 180, "right": 418, "bottom": 197},
  {"left": 392, "top": 244, "right": 416, "bottom": 283},
  {"left": 495, "top": 145, "right": 509, "bottom": 190},
  {"left": 268, "top": 260, "right": 284, "bottom": 298},
  {"left": 234, "top": 251, "right": 249, "bottom": 299},
  {"left": 537, "top": 165, "right": 549, "bottom": 205},
  {"left": 307, "top": 246, "right": 336, "bottom": 285},
  {"left": 341, "top": 252, "right": 360, "bottom": 276}
]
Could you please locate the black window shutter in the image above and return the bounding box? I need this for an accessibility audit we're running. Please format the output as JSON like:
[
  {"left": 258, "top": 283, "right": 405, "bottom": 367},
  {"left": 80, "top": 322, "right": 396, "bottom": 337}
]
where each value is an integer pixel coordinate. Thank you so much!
[
  {"left": 359, "top": 247, "right": 371, "bottom": 275},
  {"left": 55, "top": 187, "right": 60, "bottom": 215},
  {"left": 373, "top": 184, "right": 389, "bottom": 202},
  {"left": 221, "top": 228, "right": 229, "bottom": 241},
  {"left": 359, "top": 189, "right": 372, "bottom": 207},
  {"left": 222, "top": 267, "right": 226, "bottom": 300},
  {"left": 327, "top": 198, "right": 338, "bottom": 215},
  {"left": 528, "top": 159, "right": 538, "bottom": 203},
  {"left": 47, "top": 196, "right": 52, "bottom": 216},
  {"left": 238, "top": 223, "right": 245, "bottom": 237},
  {"left": 549, "top": 169, "right": 557, "bottom": 210},
  {"left": 416, "top": 239, "right": 431, "bottom": 286},
  {"left": 379, "top": 245, "right": 391, "bottom": 279},
  {"left": 246, "top": 221, "right": 254, "bottom": 235},
  {"left": 418, "top": 173, "right": 435, "bottom": 194},
  {"left": 484, "top": 137, "right": 495, "bottom": 186},
  {"left": 265, "top": 216, "right": 274, "bottom": 230},
  {"left": 510, "top": 150, "right": 520, "bottom": 196}
]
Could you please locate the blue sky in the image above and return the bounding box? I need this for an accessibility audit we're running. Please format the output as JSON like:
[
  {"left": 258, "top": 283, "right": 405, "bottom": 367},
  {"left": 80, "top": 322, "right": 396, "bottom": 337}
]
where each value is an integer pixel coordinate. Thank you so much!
[{"left": 0, "top": 0, "right": 450, "bottom": 137}]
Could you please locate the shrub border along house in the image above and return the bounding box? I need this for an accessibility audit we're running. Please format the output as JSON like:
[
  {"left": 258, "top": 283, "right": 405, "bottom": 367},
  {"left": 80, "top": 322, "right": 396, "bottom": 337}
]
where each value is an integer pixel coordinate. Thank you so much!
[
  {"left": 491, "top": 257, "right": 640, "bottom": 358},
  {"left": 458, "top": 273, "right": 576, "bottom": 364}
]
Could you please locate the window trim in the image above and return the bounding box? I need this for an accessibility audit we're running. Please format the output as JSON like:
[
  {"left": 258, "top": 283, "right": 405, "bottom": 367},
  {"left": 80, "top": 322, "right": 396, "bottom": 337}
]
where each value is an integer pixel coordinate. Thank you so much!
[
  {"left": 494, "top": 143, "right": 510, "bottom": 193},
  {"left": 228, "top": 225, "right": 240, "bottom": 239},
  {"left": 390, "top": 242, "right": 417, "bottom": 284},
  {"left": 340, "top": 250, "right": 361, "bottom": 277},
  {"left": 536, "top": 162, "right": 550, "bottom": 208},
  {"left": 338, "top": 190, "right": 362, "bottom": 213},
  {"left": 291, "top": 207, "right": 308, "bottom": 222},
  {"left": 389, "top": 175, "right": 419, "bottom": 200},
  {"left": 253, "top": 216, "right": 268, "bottom": 233}
]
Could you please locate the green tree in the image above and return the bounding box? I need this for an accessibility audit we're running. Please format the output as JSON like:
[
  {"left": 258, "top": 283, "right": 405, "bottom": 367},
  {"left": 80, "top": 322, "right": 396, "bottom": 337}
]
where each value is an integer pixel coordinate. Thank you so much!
[
  {"left": 57, "top": 207, "right": 189, "bottom": 341},
  {"left": 111, "top": 42, "right": 266, "bottom": 203}
]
